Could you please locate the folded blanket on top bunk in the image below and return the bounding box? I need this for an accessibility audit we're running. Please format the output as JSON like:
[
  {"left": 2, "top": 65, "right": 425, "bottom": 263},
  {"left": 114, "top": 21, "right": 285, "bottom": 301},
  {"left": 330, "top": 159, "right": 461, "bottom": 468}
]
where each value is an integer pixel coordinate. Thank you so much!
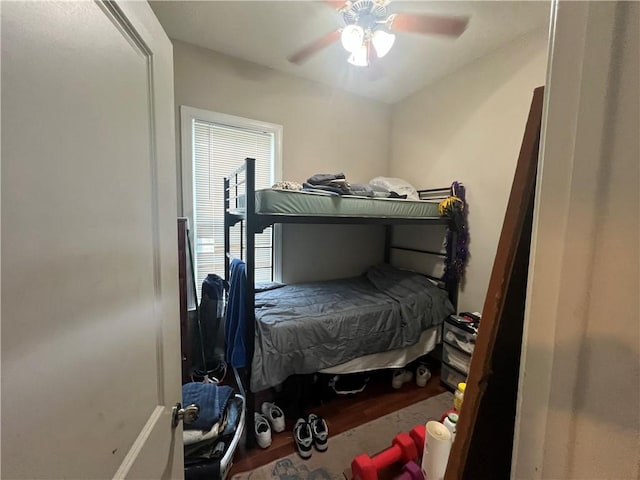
[{"left": 226, "top": 264, "right": 454, "bottom": 392}]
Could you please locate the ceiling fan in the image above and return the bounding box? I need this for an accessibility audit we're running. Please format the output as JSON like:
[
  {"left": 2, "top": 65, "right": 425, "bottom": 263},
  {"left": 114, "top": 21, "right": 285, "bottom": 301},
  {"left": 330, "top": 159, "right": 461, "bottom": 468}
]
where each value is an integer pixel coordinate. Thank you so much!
[{"left": 288, "top": 0, "right": 470, "bottom": 67}]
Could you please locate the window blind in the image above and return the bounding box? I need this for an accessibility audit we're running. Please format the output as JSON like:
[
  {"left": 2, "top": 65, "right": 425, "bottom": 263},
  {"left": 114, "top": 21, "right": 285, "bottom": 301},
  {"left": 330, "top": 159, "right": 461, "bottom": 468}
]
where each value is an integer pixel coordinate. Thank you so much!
[{"left": 193, "top": 120, "right": 274, "bottom": 291}]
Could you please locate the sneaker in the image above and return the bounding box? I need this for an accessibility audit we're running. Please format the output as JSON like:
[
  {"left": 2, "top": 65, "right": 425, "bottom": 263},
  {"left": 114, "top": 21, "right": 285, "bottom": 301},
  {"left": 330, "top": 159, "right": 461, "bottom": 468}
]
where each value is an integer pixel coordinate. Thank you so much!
[
  {"left": 416, "top": 364, "right": 432, "bottom": 387},
  {"left": 261, "top": 402, "right": 285, "bottom": 433},
  {"left": 254, "top": 413, "right": 272, "bottom": 449},
  {"left": 293, "top": 418, "right": 313, "bottom": 459},
  {"left": 307, "top": 413, "right": 329, "bottom": 451},
  {"left": 329, "top": 374, "right": 370, "bottom": 395},
  {"left": 392, "top": 369, "right": 413, "bottom": 389}
]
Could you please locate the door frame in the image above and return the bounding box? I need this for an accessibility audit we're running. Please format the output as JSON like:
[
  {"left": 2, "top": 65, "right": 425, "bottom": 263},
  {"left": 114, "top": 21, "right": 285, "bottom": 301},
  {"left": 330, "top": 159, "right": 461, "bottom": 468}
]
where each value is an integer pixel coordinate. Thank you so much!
[{"left": 512, "top": 1, "right": 620, "bottom": 477}]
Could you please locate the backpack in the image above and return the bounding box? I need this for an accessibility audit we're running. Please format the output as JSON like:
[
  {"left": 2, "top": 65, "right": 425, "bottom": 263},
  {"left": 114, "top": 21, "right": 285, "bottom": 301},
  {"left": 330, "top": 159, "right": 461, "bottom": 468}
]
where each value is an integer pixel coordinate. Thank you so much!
[{"left": 191, "top": 274, "right": 228, "bottom": 380}]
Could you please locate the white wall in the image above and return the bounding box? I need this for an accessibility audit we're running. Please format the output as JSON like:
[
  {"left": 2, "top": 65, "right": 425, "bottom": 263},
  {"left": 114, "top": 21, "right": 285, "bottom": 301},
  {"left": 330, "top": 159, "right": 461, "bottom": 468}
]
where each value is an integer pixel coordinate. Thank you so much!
[
  {"left": 514, "top": 2, "right": 639, "bottom": 478},
  {"left": 173, "top": 40, "right": 391, "bottom": 282},
  {"left": 390, "top": 29, "right": 549, "bottom": 312}
]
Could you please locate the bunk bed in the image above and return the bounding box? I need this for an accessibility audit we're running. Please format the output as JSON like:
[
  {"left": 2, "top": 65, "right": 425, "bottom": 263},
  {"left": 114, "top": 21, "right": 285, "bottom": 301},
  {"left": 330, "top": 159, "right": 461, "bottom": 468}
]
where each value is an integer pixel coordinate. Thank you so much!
[{"left": 224, "top": 158, "right": 465, "bottom": 447}]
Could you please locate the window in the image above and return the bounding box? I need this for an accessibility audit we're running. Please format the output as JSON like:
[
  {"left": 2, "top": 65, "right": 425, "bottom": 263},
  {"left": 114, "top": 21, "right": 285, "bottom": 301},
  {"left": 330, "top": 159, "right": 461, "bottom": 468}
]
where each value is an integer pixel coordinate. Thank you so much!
[{"left": 181, "top": 107, "right": 282, "bottom": 294}]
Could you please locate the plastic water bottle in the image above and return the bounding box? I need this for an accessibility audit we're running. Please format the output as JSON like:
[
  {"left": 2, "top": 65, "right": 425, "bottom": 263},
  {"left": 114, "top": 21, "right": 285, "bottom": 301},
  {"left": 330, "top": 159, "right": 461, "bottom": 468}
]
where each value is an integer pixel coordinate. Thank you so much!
[
  {"left": 453, "top": 382, "right": 466, "bottom": 411},
  {"left": 442, "top": 412, "right": 458, "bottom": 442}
]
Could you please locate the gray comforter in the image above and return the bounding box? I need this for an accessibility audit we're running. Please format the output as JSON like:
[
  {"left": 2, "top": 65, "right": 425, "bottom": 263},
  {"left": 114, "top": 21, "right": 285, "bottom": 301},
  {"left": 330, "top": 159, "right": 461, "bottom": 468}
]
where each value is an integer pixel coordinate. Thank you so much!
[{"left": 251, "top": 264, "right": 454, "bottom": 391}]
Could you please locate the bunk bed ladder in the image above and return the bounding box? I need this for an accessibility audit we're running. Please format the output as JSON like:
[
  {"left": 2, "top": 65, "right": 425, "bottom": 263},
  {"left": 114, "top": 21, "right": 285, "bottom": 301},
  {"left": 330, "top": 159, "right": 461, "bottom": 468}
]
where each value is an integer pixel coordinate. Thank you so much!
[{"left": 244, "top": 158, "right": 257, "bottom": 450}]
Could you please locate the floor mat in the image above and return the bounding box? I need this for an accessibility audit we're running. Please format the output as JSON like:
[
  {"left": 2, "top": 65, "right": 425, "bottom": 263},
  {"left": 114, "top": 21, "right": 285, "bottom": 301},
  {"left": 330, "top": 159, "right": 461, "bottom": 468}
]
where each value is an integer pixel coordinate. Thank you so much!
[{"left": 231, "top": 392, "right": 453, "bottom": 480}]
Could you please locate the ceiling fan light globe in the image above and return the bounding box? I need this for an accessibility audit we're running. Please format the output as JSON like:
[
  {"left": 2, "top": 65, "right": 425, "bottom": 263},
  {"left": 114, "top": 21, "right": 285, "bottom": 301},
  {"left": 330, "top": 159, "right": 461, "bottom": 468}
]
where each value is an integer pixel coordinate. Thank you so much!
[
  {"left": 341, "top": 24, "right": 365, "bottom": 53},
  {"left": 372, "top": 30, "right": 395, "bottom": 58},
  {"left": 347, "top": 44, "right": 369, "bottom": 67}
]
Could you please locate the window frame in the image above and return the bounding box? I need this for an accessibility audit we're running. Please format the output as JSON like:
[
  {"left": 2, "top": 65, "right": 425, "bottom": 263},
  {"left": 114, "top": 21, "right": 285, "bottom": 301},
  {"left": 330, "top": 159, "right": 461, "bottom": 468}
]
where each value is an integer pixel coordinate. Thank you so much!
[{"left": 180, "top": 105, "right": 283, "bottom": 283}]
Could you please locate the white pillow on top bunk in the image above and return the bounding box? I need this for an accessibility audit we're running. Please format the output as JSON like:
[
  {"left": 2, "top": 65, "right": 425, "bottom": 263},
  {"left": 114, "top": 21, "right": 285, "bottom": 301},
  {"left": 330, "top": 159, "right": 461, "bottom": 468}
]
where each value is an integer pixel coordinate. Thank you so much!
[{"left": 369, "top": 177, "right": 420, "bottom": 200}]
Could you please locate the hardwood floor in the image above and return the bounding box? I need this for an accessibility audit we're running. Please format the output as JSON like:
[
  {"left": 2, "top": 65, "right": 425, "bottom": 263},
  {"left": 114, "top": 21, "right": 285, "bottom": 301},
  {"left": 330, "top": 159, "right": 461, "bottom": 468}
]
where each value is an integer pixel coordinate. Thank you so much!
[{"left": 229, "top": 370, "right": 448, "bottom": 476}]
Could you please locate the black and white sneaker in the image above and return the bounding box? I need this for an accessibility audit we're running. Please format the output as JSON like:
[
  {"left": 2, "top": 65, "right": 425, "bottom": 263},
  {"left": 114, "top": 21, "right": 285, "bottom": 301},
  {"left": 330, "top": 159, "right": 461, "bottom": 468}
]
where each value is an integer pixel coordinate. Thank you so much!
[
  {"left": 293, "top": 418, "right": 313, "bottom": 459},
  {"left": 307, "top": 413, "right": 329, "bottom": 451}
]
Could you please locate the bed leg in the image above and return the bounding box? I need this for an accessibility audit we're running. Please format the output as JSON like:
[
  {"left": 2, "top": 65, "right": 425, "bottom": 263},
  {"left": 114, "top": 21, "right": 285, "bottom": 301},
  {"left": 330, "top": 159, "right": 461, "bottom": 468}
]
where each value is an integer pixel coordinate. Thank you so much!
[
  {"left": 245, "top": 376, "right": 256, "bottom": 449},
  {"left": 232, "top": 365, "right": 256, "bottom": 449}
]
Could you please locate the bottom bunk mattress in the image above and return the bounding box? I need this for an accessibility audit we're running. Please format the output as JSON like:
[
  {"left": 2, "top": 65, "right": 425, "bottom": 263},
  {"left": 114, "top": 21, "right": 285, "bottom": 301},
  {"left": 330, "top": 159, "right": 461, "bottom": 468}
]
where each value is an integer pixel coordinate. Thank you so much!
[
  {"left": 319, "top": 325, "right": 442, "bottom": 375},
  {"left": 251, "top": 264, "right": 454, "bottom": 391}
]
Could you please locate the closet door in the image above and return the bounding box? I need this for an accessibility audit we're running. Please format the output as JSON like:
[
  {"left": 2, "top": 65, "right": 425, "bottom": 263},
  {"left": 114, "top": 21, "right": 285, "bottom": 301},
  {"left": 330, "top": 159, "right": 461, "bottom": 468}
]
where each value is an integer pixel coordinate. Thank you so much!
[{"left": 1, "top": 2, "right": 182, "bottom": 478}]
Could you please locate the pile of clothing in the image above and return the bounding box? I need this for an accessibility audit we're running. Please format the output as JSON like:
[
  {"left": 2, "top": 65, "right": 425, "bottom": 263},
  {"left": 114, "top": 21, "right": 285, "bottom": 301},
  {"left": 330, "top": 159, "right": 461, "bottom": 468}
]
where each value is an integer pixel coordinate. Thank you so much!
[
  {"left": 273, "top": 174, "right": 416, "bottom": 199},
  {"left": 303, "top": 173, "right": 352, "bottom": 195},
  {"left": 182, "top": 382, "right": 245, "bottom": 480}
]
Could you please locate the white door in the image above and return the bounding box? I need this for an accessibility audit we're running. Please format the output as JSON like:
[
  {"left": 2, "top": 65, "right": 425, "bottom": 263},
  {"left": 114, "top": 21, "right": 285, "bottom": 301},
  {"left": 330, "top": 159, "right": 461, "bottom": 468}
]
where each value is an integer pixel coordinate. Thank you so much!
[{"left": 1, "top": 2, "right": 183, "bottom": 479}]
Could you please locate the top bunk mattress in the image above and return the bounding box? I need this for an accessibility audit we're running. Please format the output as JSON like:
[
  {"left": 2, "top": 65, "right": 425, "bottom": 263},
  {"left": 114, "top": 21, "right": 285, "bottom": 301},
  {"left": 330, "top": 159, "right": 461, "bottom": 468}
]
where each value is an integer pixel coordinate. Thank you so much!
[{"left": 255, "top": 189, "right": 442, "bottom": 218}]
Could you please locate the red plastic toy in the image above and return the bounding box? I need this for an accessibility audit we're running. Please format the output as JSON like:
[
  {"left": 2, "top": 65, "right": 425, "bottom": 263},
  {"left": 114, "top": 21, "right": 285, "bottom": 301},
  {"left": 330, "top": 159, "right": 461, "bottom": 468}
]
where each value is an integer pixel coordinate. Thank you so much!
[{"left": 409, "top": 424, "right": 425, "bottom": 453}]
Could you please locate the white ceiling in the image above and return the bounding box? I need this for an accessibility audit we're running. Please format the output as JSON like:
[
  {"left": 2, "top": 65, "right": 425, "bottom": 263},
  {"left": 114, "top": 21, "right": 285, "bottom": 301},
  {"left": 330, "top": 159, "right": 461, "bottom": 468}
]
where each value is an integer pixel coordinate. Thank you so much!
[{"left": 150, "top": 1, "right": 550, "bottom": 104}]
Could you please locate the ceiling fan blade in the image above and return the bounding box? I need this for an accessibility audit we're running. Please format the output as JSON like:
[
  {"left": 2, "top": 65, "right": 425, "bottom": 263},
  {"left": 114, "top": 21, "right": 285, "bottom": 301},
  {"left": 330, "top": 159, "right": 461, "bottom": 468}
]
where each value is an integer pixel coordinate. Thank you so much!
[
  {"left": 287, "top": 30, "right": 341, "bottom": 65},
  {"left": 322, "top": 0, "right": 348, "bottom": 10},
  {"left": 389, "top": 13, "right": 469, "bottom": 37}
]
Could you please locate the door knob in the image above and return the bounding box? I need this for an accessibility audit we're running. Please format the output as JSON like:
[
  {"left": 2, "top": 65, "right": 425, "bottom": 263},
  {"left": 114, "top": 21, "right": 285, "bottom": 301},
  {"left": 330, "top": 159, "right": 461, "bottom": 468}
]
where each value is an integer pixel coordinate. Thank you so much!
[{"left": 172, "top": 402, "right": 199, "bottom": 428}]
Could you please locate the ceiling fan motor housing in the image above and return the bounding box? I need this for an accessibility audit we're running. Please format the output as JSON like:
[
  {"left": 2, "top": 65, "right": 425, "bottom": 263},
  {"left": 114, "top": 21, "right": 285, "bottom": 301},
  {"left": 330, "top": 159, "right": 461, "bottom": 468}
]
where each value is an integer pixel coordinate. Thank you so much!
[{"left": 341, "top": 0, "right": 388, "bottom": 34}]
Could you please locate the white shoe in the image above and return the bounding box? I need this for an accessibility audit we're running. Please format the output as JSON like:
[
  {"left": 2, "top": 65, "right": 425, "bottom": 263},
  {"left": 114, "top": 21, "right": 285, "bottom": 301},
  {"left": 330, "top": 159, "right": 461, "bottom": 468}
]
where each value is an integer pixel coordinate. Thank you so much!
[
  {"left": 254, "top": 413, "right": 272, "bottom": 448},
  {"left": 392, "top": 369, "right": 413, "bottom": 389},
  {"left": 261, "top": 402, "right": 285, "bottom": 433},
  {"left": 416, "top": 364, "right": 432, "bottom": 387}
]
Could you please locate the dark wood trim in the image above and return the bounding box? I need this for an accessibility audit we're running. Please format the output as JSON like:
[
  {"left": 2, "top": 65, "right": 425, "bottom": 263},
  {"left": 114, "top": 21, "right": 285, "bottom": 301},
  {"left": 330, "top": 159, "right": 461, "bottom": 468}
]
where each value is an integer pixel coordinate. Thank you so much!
[
  {"left": 177, "top": 217, "right": 191, "bottom": 384},
  {"left": 444, "top": 86, "right": 544, "bottom": 479}
]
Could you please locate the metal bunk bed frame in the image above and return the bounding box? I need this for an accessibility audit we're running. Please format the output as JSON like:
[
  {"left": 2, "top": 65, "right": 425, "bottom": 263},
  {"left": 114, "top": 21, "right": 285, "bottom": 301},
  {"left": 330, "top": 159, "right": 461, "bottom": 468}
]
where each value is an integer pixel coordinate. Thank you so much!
[{"left": 223, "top": 157, "right": 460, "bottom": 448}]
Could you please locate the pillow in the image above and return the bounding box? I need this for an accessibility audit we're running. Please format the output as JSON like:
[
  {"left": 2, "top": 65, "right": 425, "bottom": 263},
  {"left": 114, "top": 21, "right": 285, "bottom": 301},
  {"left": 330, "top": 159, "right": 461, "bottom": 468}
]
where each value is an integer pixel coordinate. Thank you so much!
[{"left": 369, "top": 176, "right": 420, "bottom": 200}]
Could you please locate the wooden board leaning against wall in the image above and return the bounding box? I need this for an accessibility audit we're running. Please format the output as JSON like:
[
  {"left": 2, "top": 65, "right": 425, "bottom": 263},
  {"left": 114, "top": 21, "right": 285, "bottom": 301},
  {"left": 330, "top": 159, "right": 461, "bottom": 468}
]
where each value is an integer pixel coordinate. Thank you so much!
[{"left": 445, "top": 86, "right": 544, "bottom": 480}]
